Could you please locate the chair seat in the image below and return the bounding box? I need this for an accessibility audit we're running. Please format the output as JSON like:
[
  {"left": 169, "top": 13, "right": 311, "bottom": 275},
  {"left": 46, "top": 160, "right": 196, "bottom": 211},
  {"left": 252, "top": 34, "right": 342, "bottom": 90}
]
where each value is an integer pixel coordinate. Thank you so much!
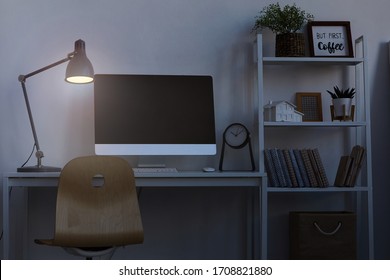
[{"left": 34, "top": 156, "right": 144, "bottom": 259}]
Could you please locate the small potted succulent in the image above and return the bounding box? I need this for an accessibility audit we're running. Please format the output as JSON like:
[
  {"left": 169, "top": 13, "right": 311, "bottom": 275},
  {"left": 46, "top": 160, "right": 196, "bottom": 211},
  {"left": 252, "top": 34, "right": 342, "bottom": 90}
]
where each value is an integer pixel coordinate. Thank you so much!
[
  {"left": 327, "top": 86, "right": 356, "bottom": 120},
  {"left": 252, "top": 2, "right": 314, "bottom": 57}
]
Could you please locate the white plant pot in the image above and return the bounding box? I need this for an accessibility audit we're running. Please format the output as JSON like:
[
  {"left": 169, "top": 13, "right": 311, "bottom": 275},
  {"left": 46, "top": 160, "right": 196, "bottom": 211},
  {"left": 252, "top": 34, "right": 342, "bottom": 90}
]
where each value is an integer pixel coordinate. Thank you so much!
[{"left": 333, "top": 98, "right": 353, "bottom": 117}]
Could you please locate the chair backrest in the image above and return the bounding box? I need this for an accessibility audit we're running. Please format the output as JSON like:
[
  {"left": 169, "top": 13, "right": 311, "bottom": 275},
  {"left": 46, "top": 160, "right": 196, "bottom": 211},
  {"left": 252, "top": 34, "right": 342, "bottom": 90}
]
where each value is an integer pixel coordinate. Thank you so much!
[{"left": 52, "top": 156, "right": 143, "bottom": 247}]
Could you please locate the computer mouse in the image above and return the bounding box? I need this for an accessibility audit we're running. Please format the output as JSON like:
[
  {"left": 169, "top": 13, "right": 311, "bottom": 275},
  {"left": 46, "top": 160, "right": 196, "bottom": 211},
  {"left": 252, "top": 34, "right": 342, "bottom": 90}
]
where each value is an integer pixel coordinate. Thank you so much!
[{"left": 202, "top": 167, "right": 216, "bottom": 172}]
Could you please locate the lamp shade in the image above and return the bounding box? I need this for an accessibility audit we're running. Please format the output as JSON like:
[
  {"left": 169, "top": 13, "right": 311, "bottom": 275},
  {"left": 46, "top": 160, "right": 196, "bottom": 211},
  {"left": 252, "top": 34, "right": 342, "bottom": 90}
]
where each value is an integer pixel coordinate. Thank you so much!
[{"left": 65, "top": 39, "right": 94, "bottom": 83}]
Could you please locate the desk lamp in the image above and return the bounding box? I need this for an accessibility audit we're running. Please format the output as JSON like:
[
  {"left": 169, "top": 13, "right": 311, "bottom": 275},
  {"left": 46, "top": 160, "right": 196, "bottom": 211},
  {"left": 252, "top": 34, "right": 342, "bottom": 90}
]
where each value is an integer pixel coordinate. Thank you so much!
[{"left": 17, "top": 39, "right": 94, "bottom": 172}]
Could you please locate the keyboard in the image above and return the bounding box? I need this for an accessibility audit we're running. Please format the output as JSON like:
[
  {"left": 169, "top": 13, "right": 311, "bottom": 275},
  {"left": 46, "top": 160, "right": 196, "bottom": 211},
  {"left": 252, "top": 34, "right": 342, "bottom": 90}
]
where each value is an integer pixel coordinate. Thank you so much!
[{"left": 132, "top": 167, "right": 178, "bottom": 173}]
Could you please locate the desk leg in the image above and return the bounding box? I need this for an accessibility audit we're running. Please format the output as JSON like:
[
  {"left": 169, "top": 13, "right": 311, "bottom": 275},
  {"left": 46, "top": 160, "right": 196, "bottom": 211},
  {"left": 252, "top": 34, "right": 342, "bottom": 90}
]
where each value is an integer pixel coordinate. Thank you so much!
[{"left": 2, "top": 177, "right": 10, "bottom": 259}]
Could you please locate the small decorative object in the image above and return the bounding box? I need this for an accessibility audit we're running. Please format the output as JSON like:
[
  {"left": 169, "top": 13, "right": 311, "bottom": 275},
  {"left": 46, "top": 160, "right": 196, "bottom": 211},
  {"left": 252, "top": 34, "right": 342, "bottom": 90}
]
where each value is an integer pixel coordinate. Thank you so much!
[
  {"left": 219, "top": 123, "right": 255, "bottom": 171},
  {"left": 327, "top": 86, "right": 356, "bottom": 121},
  {"left": 296, "top": 93, "right": 323, "bottom": 122},
  {"left": 252, "top": 2, "right": 314, "bottom": 57},
  {"left": 308, "top": 21, "right": 353, "bottom": 57},
  {"left": 264, "top": 100, "right": 304, "bottom": 122}
]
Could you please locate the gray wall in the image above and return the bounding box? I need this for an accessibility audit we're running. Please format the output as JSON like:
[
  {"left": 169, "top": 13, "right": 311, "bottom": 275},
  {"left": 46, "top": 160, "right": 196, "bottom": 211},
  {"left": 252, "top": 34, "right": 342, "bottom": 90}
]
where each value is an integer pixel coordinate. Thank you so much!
[{"left": 1, "top": 0, "right": 389, "bottom": 259}]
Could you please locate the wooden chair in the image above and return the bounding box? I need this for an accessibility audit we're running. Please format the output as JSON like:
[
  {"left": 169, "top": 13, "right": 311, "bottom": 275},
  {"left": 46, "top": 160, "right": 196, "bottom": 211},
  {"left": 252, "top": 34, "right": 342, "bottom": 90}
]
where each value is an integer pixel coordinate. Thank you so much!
[{"left": 35, "top": 156, "right": 144, "bottom": 259}]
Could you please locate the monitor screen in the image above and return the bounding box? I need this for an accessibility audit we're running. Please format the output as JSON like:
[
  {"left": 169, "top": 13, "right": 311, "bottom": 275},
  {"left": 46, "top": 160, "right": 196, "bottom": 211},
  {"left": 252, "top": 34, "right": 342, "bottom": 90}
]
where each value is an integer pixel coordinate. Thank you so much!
[{"left": 94, "top": 74, "right": 217, "bottom": 155}]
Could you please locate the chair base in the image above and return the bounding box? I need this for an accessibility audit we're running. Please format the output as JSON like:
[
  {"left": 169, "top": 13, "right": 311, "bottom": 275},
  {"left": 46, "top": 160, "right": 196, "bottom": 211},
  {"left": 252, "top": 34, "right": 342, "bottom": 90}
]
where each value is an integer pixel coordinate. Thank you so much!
[{"left": 63, "top": 247, "right": 116, "bottom": 260}]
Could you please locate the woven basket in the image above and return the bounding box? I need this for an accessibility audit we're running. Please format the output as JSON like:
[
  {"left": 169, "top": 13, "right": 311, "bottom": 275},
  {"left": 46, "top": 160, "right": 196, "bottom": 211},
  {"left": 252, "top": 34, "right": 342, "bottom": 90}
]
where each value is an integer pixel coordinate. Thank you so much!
[{"left": 275, "top": 33, "right": 305, "bottom": 57}]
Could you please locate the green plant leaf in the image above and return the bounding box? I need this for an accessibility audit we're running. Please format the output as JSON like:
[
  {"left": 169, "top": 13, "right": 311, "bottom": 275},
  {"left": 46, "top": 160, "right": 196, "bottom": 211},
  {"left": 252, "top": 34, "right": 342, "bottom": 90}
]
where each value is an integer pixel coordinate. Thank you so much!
[{"left": 252, "top": 2, "right": 314, "bottom": 34}]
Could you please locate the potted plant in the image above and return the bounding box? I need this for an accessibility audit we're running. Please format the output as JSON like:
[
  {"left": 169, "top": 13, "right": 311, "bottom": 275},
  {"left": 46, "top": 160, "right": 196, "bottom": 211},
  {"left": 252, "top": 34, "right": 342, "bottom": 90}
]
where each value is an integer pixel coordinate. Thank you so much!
[
  {"left": 327, "top": 86, "right": 356, "bottom": 120},
  {"left": 252, "top": 2, "right": 314, "bottom": 57}
]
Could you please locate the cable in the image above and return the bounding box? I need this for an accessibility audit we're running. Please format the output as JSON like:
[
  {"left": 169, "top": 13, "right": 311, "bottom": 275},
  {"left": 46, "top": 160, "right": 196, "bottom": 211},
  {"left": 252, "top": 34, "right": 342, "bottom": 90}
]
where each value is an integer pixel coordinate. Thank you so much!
[{"left": 20, "top": 143, "right": 36, "bottom": 168}]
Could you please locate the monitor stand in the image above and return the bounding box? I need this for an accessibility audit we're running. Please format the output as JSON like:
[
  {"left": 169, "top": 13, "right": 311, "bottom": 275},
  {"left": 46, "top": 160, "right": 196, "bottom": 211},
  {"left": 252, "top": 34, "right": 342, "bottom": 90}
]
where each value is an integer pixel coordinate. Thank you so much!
[{"left": 136, "top": 156, "right": 167, "bottom": 169}]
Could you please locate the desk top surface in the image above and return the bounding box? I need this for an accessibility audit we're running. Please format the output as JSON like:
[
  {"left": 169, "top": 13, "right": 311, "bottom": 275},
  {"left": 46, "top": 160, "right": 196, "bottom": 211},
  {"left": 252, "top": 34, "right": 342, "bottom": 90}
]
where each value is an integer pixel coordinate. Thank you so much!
[
  {"left": 4, "top": 171, "right": 266, "bottom": 179},
  {"left": 3, "top": 171, "right": 265, "bottom": 188}
]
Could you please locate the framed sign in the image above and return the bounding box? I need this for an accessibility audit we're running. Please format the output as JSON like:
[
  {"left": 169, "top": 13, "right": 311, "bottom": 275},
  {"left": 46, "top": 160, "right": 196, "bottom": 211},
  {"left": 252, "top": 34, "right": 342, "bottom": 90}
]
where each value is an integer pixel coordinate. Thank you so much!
[
  {"left": 296, "top": 92, "right": 323, "bottom": 122},
  {"left": 308, "top": 21, "right": 353, "bottom": 57}
]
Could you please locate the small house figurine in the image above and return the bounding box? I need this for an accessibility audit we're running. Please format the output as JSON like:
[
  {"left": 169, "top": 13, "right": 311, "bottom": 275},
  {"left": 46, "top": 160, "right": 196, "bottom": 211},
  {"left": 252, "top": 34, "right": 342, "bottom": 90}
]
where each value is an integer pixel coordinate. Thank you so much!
[{"left": 264, "top": 100, "right": 304, "bottom": 122}]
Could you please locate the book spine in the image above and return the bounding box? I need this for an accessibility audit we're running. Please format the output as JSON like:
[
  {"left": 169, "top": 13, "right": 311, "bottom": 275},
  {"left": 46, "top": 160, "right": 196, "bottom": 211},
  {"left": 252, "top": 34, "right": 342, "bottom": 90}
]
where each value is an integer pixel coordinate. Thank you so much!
[
  {"left": 301, "top": 149, "right": 318, "bottom": 187},
  {"left": 308, "top": 149, "right": 325, "bottom": 187},
  {"left": 293, "top": 149, "right": 310, "bottom": 187},
  {"left": 334, "top": 156, "right": 350, "bottom": 186},
  {"left": 289, "top": 149, "right": 305, "bottom": 187},
  {"left": 283, "top": 149, "right": 299, "bottom": 187},
  {"left": 264, "top": 149, "right": 279, "bottom": 187},
  {"left": 347, "top": 145, "right": 366, "bottom": 187},
  {"left": 277, "top": 149, "right": 292, "bottom": 187},
  {"left": 309, "top": 149, "right": 322, "bottom": 186},
  {"left": 270, "top": 148, "right": 287, "bottom": 187},
  {"left": 312, "top": 148, "right": 329, "bottom": 187}
]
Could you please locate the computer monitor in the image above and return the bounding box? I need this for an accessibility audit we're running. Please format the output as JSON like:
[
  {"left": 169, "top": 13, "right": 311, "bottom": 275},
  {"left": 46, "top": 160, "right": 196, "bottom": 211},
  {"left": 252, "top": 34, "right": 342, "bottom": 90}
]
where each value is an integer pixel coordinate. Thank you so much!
[{"left": 94, "top": 74, "right": 217, "bottom": 155}]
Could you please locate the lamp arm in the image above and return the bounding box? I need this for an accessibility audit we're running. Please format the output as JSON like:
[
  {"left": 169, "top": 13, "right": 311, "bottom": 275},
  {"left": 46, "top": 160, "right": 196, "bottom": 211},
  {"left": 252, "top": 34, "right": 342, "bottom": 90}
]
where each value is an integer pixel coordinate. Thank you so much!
[
  {"left": 18, "top": 53, "right": 74, "bottom": 168},
  {"left": 19, "top": 54, "right": 73, "bottom": 82},
  {"left": 20, "top": 80, "right": 41, "bottom": 155}
]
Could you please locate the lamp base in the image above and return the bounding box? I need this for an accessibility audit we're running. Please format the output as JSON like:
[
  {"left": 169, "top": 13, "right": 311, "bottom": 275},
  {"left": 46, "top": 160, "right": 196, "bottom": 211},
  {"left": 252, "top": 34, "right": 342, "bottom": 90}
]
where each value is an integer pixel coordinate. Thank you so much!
[{"left": 17, "top": 165, "right": 61, "bottom": 172}]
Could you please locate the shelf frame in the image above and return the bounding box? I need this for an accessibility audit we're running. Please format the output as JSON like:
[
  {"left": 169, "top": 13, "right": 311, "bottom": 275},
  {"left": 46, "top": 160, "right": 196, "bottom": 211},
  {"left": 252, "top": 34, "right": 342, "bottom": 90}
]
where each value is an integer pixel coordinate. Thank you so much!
[
  {"left": 265, "top": 186, "right": 370, "bottom": 193},
  {"left": 256, "top": 34, "right": 374, "bottom": 260},
  {"left": 264, "top": 121, "right": 367, "bottom": 127},
  {"left": 263, "top": 56, "right": 364, "bottom": 66}
]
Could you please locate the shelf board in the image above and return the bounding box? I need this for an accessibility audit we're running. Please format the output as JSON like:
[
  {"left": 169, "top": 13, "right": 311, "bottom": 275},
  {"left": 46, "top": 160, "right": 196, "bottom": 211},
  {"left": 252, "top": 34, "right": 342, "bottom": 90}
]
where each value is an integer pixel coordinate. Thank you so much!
[
  {"left": 263, "top": 57, "right": 364, "bottom": 66},
  {"left": 266, "top": 186, "right": 369, "bottom": 193},
  {"left": 264, "top": 121, "right": 366, "bottom": 127}
]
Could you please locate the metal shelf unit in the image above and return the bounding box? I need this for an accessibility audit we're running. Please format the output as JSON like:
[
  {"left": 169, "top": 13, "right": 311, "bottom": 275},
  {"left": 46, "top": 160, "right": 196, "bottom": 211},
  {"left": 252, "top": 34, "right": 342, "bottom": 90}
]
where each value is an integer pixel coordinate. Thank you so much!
[{"left": 256, "top": 34, "right": 373, "bottom": 259}]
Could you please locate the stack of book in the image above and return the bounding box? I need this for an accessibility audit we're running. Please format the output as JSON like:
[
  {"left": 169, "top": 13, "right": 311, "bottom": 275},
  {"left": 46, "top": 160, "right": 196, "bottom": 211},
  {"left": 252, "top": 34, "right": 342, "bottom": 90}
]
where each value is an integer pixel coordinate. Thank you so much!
[
  {"left": 334, "top": 145, "right": 366, "bottom": 187},
  {"left": 264, "top": 148, "right": 329, "bottom": 188}
]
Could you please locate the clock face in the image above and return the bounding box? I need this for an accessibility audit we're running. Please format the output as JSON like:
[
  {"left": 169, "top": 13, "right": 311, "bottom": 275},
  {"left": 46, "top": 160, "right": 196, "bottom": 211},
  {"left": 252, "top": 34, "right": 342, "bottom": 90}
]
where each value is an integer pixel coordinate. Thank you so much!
[{"left": 224, "top": 123, "right": 249, "bottom": 148}]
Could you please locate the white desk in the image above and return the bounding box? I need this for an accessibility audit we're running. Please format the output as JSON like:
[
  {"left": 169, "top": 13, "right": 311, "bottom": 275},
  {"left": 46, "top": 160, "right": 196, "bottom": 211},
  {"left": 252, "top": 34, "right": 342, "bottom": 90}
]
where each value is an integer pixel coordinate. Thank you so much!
[{"left": 3, "top": 171, "right": 266, "bottom": 259}]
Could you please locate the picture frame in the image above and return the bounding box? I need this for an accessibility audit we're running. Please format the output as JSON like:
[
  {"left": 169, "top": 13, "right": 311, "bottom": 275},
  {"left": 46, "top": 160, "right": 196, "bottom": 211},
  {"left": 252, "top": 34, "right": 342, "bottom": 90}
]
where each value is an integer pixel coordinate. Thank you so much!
[
  {"left": 296, "top": 92, "right": 323, "bottom": 122},
  {"left": 307, "top": 21, "right": 353, "bottom": 57}
]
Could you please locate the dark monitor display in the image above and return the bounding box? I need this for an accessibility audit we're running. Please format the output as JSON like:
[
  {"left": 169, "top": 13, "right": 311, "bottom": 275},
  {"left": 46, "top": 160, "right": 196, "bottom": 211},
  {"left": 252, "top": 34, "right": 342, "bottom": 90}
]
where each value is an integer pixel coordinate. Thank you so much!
[{"left": 94, "top": 74, "right": 217, "bottom": 155}]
